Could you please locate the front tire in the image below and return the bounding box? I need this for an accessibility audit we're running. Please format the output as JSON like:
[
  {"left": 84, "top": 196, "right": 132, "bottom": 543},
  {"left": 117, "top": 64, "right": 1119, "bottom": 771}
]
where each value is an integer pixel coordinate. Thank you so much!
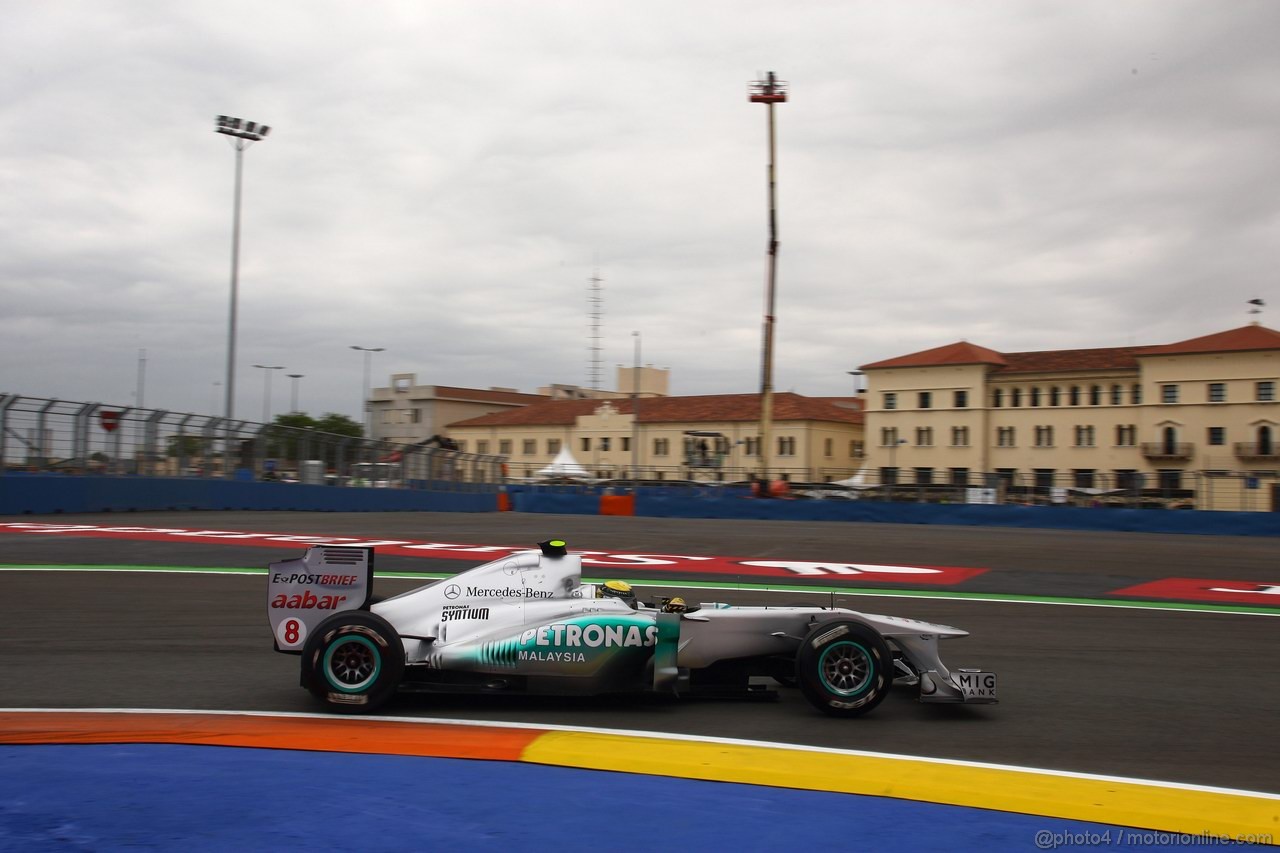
[
  {"left": 301, "top": 611, "right": 404, "bottom": 714},
  {"left": 795, "top": 620, "right": 892, "bottom": 717}
]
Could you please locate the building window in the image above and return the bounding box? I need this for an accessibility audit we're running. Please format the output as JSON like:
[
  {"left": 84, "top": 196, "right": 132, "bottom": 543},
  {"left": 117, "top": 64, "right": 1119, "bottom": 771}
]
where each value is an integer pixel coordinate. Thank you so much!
[
  {"left": 454, "top": 440, "right": 467, "bottom": 453},
  {"left": 953, "top": 390, "right": 968, "bottom": 408},
  {"left": 1115, "top": 469, "right": 1140, "bottom": 491},
  {"left": 580, "top": 438, "right": 591, "bottom": 452},
  {"left": 1069, "top": 386, "right": 1080, "bottom": 406},
  {"left": 1073, "top": 426, "right": 1095, "bottom": 447},
  {"left": 1207, "top": 427, "right": 1226, "bottom": 446},
  {"left": 1030, "top": 387, "right": 1041, "bottom": 407},
  {"left": 914, "top": 467, "right": 934, "bottom": 485},
  {"left": 1132, "top": 384, "right": 1143, "bottom": 404},
  {"left": 1089, "top": 385, "right": 1101, "bottom": 406},
  {"left": 547, "top": 439, "right": 561, "bottom": 455},
  {"left": 654, "top": 438, "right": 670, "bottom": 456},
  {"left": 1256, "top": 381, "right": 1275, "bottom": 402},
  {"left": 477, "top": 440, "right": 490, "bottom": 454},
  {"left": 996, "top": 426, "right": 1016, "bottom": 447},
  {"left": 881, "top": 427, "right": 899, "bottom": 447},
  {"left": 995, "top": 468, "right": 1017, "bottom": 489},
  {"left": 918, "top": 391, "right": 932, "bottom": 409},
  {"left": 915, "top": 427, "right": 933, "bottom": 446},
  {"left": 992, "top": 389, "right": 1004, "bottom": 408},
  {"left": 1034, "top": 469, "right": 1056, "bottom": 490},
  {"left": 1110, "top": 385, "right": 1122, "bottom": 405},
  {"left": 522, "top": 440, "right": 536, "bottom": 456},
  {"left": 881, "top": 467, "right": 899, "bottom": 485},
  {"left": 949, "top": 468, "right": 970, "bottom": 486},
  {"left": 1116, "top": 425, "right": 1136, "bottom": 446},
  {"left": 1011, "top": 388, "right": 1023, "bottom": 407},
  {"left": 883, "top": 392, "right": 897, "bottom": 410},
  {"left": 600, "top": 437, "right": 611, "bottom": 451},
  {"left": 850, "top": 440, "right": 864, "bottom": 458},
  {"left": 1157, "top": 469, "right": 1183, "bottom": 491},
  {"left": 823, "top": 438, "right": 833, "bottom": 457},
  {"left": 1161, "top": 384, "right": 1179, "bottom": 404},
  {"left": 1073, "top": 469, "right": 1095, "bottom": 489},
  {"left": 951, "top": 426, "right": 969, "bottom": 447},
  {"left": 1208, "top": 382, "right": 1226, "bottom": 403},
  {"left": 498, "top": 440, "right": 511, "bottom": 455},
  {"left": 1049, "top": 386, "right": 1061, "bottom": 406},
  {"left": 621, "top": 437, "right": 631, "bottom": 452},
  {"left": 777, "top": 436, "right": 796, "bottom": 456},
  {"left": 1034, "top": 426, "right": 1054, "bottom": 447}
]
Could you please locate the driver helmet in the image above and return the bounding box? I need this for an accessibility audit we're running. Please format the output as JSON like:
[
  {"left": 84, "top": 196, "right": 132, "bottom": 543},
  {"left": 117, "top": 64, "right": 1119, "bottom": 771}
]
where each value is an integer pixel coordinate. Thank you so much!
[
  {"left": 598, "top": 579, "right": 637, "bottom": 609},
  {"left": 661, "top": 596, "right": 688, "bottom": 614}
]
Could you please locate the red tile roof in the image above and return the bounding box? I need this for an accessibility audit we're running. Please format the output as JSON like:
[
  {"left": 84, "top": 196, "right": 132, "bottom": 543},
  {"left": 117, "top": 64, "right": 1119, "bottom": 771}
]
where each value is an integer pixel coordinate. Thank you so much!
[
  {"left": 862, "top": 326, "right": 1280, "bottom": 374},
  {"left": 431, "top": 386, "right": 547, "bottom": 405},
  {"left": 1136, "top": 324, "right": 1280, "bottom": 357},
  {"left": 1000, "top": 347, "right": 1143, "bottom": 374},
  {"left": 861, "top": 341, "right": 1007, "bottom": 370},
  {"left": 447, "top": 392, "right": 864, "bottom": 428}
]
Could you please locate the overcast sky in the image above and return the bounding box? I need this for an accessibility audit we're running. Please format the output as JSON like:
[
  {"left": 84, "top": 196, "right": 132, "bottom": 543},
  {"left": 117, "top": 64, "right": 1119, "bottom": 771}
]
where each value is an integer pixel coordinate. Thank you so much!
[{"left": 3, "top": 1, "right": 1277, "bottom": 423}]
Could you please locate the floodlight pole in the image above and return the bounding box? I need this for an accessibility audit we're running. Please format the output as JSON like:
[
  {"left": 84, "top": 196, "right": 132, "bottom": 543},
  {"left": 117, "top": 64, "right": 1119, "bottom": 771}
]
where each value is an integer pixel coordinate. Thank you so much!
[
  {"left": 749, "top": 72, "right": 787, "bottom": 481},
  {"left": 351, "top": 345, "right": 385, "bottom": 438},
  {"left": 287, "top": 374, "right": 304, "bottom": 413},
  {"left": 215, "top": 115, "right": 271, "bottom": 424}
]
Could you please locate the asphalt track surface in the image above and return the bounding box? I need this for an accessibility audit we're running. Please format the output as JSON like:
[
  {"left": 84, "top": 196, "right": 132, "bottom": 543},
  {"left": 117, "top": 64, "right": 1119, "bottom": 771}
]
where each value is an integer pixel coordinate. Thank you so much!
[{"left": 1, "top": 511, "right": 1277, "bottom": 794}]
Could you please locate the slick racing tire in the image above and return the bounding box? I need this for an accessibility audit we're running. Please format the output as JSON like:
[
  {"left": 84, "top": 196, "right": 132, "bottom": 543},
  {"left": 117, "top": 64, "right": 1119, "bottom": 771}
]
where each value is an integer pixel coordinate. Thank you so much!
[
  {"left": 302, "top": 611, "right": 405, "bottom": 714},
  {"left": 795, "top": 620, "right": 892, "bottom": 718}
]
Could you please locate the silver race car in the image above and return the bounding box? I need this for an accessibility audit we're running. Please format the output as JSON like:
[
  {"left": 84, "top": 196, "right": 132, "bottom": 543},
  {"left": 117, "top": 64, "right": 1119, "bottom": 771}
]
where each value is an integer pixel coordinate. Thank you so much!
[{"left": 267, "top": 539, "right": 997, "bottom": 716}]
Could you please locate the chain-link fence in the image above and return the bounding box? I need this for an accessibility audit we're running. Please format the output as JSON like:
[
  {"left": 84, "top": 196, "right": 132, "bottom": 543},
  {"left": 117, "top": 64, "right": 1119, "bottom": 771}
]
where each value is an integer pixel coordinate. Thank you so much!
[{"left": 0, "top": 394, "right": 505, "bottom": 491}]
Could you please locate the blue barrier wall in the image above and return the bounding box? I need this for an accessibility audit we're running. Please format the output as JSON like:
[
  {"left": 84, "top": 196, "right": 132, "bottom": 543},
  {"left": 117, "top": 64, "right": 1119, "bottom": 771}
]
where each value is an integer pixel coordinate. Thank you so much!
[
  {"left": 0, "top": 475, "right": 496, "bottom": 514},
  {"left": 632, "top": 494, "right": 1280, "bottom": 536}
]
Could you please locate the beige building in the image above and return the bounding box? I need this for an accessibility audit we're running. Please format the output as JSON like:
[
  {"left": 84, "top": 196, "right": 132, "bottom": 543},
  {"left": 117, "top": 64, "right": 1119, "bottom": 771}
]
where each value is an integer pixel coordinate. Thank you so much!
[
  {"left": 368, "top": 376, "right": 548, "bottom": 446},
  {"left": 446, "top": 392, "right": 865, "bottom": 482},
  {"left": 860, "top": 324, "right": 1280, "bottom": 510},
  {"left": 367, "top": 366, "right": 671, "bottom": 445}
]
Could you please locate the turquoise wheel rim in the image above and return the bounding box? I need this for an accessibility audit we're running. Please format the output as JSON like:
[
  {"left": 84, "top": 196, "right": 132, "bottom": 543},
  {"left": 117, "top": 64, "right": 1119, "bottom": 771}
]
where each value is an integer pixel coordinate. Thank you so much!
[
  {"left": 818, "top": 641, "right": 873, "bottom": 696},
  {"left": 323, "top": 634, "right": 381, "bottom": 692}
]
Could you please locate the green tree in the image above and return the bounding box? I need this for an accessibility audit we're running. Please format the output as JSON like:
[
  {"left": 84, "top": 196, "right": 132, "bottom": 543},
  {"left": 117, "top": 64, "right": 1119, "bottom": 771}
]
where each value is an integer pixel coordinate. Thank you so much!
[{"left": 314, "top": 413, "right": 363, "bottom": 438}]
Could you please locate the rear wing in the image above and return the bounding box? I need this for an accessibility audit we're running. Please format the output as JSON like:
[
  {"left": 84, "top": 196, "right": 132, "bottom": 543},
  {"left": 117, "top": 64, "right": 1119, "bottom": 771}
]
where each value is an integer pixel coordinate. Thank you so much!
[{"left": 268, "top": 545, "right": 374, "bottom": 653}]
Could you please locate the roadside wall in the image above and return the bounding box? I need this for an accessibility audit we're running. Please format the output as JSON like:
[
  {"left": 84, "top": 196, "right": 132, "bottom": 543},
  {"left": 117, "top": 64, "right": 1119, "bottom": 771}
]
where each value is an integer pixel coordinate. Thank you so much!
[{"left": 0, "top": 475, "right": 496, "bottom": 514}]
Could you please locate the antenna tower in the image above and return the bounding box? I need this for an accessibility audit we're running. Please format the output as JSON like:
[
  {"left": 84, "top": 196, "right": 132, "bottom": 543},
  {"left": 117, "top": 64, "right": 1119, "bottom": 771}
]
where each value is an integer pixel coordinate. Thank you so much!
[{"left": 587, "top": 269, "right": 604, "bottom": 390}]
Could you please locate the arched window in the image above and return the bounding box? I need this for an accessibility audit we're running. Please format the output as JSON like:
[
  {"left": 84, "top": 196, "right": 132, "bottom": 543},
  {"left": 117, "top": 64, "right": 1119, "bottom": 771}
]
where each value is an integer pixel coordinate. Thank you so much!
[
  {"left": 1089, "top": 385, "right": 1102, "bottom": 406},
  {"left": 1162, "top": 426, "right": 1178, "bottom": 455},
  {"left": 992, "top": 388, "right": 1004, "bottom": 407},
  {"left": 1069, "top": 386, "right": 1080, "bottom": 406},
  {"left": 1050, "top": 386, "right": 1061, "bottom": 406},
  {"left": 1030, "top": 387, "right": 1041, "bottom": 407},
  {"left": 1011, "top": 388, "right": 1023, "bottom": 407},
  {"left": 1260, "top": 425, "right": 1275, "bottom": 456}
]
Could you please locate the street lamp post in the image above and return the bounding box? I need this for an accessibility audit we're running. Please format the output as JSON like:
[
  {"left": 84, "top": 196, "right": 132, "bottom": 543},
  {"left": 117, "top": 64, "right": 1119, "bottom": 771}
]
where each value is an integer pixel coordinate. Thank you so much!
[
  {"left": 215, "top": 115, "right": 271, "bottom": 423},
  {"left": 350, "top": 346, "right": 384, "bottom": 438},
  {"left": 631, "top": 331, "right": 641, "bottom": 481},
  {"left": 749, "top": 72, "right": 787, "bottom": 482},
  {"left": 287, "top": 374, "right": 304, "bottom": 413},
  {"left": 253, "top": 365, "right": 285, "bottom": 424}
]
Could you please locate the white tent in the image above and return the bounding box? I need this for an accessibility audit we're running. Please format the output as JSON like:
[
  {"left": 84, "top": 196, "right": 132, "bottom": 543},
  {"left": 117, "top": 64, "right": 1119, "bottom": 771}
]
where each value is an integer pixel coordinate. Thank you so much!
[
  {"left": 830, "top": 468, "right": 874, "bottom": 489},
  {"left": 535, "top": 446, "right": 591, "bottom": 479}
]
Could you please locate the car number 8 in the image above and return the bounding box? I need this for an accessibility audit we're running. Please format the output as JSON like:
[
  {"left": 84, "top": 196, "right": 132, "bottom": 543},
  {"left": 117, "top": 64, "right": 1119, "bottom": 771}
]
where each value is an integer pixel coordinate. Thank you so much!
[{"left": 278, "top": 618, "right": 306, "bottom": 646}]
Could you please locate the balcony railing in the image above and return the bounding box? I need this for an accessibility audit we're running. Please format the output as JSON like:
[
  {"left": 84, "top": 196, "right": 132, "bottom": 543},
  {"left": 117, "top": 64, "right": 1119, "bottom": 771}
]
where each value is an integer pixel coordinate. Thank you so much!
[
  {"left": 1233, "top": 442, "right": 1280, "bottom": 460},
  {"left": 1140, "top": 442, "right": 1193, "bottom": 460}
]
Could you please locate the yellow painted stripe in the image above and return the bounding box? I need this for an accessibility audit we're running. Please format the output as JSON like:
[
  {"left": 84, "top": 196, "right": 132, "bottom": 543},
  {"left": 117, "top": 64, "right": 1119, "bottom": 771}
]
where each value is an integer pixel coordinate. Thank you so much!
[{"left": 522, "top": 731, "right": 1280, "bottom": 840}]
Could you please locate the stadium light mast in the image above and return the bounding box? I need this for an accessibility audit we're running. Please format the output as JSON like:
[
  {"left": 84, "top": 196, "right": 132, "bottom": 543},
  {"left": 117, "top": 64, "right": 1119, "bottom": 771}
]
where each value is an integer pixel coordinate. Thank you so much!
[
  {"left": 215, "top": 115, "right": 271, "bottom": 423},
  {"left": 351, "top": 345, "right": 385, "bottom": 437},
  {"left": 749, "top": 72, "right": 787, "bottom": 482}
]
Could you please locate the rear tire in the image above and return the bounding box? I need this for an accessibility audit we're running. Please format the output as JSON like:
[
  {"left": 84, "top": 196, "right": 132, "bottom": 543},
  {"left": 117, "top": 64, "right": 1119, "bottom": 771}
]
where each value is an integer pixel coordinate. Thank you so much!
[
  {"left": 795, "top": 620, "right": 892, "bottom": 717},
  {"left": 301, "top": 611, "right": 404, "bottom": 714}
]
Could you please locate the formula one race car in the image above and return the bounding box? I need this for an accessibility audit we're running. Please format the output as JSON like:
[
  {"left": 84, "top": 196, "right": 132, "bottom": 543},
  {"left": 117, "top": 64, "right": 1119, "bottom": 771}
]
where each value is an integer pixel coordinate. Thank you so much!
[{"left": 267, "top": 540, "right": 997, "bottom": 717}]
